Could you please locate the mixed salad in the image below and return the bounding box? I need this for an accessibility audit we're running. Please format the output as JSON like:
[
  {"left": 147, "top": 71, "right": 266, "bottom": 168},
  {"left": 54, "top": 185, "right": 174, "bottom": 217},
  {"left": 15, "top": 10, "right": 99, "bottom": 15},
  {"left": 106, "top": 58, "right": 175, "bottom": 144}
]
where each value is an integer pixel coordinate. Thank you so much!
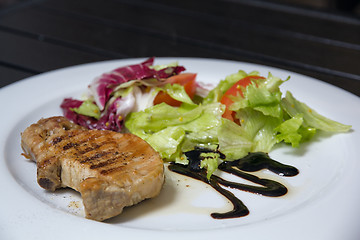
[{"left": 61, "top": 57, "right": 351, "bottom": 178}]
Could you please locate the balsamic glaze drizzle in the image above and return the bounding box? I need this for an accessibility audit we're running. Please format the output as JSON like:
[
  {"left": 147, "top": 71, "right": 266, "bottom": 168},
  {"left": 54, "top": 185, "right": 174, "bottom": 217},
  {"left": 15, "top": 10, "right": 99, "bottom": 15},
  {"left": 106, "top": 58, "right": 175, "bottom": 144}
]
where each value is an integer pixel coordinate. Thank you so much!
[{"left": 168, "top": 151, "right": 299, "bottom": 219}]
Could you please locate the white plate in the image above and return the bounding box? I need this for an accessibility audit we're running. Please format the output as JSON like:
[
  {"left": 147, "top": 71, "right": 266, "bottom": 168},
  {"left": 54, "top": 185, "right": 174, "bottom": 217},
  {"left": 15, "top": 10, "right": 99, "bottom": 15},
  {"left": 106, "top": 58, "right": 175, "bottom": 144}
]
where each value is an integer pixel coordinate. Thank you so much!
[{"left": 1, "top": 58, "right": 359, "bottom": 240}]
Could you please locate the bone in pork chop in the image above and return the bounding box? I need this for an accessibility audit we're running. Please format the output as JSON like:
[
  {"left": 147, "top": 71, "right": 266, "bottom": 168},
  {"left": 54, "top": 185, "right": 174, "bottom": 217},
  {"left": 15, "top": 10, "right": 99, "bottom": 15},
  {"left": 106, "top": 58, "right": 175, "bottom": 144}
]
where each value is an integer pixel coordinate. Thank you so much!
[{"left": 21, "top": 116, "right": 164, "bottom": 221}]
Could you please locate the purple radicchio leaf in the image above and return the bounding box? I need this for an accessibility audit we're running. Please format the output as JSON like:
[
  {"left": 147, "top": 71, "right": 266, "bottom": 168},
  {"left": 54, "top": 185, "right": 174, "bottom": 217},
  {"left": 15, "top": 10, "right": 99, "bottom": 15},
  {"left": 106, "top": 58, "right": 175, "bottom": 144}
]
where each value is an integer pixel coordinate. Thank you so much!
[
  {"left": 88, "top": 57, "right": 185, "bottom": 111},
  {"left": 92, "top": 97, "right": 126, "bottom": 131},
  {"left": 60, "top": 98, "right": 98, "bottom": 129},
  {"left": 60, "top": 97, "right": 132, "bottom": 132}
]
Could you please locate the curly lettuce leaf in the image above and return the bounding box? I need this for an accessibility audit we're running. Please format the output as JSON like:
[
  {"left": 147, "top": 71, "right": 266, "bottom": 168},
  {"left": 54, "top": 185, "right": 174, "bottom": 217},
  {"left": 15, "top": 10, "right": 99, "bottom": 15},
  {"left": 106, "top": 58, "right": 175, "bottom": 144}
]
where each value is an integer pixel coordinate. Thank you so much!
[
  {"left": 146, "top": 126, "right": 186, "bottom": 160},
  {"left": 281, "top": 91, "right": 352, "bottom": 132},
  {"left": 200, "top": 152, "right": 221, "bottom": 179},
  {"left": 159, "top": 83, "right": 195, "bottom": 105},
  {"left": 125, "top": 102, "right": 224, "bottom": 162},
  {"left": 275, "top": 114, "right": 304, "bottom": 147},
  {"left": 203, "top": 70, "right": 259, "bottom": 104},
  {"left": 230, "top": 73, "right": 285, "bottom": 118}
]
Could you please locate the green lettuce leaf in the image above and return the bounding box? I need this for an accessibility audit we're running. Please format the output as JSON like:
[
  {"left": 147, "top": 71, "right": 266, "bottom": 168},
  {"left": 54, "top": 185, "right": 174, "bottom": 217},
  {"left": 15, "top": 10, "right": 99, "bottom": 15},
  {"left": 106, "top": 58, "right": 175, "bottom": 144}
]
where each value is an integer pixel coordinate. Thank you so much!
[
  {"left": 230, "top": 73, "right": 285, "bottom": 118},
  {"left": 217, "top": 118, "right": 253, "bottom": 160},
  {"left": 158, "top": 83, "right": 195, "bottom": 105},
  {"left": 281, "top": 91, "right": 352, "bottom": 132},
  {"left": 125, "top": 102, "right": 224, "bottom": 162},
  {"left": 202, "top": 70, "right": 259, "bottom": 104},
  {"left": 146, "top": 126, "right": 186, "bottom": 160},
  {"left": 200, "top": 152, "right": 221, "bottom": 179},
  {"left": 275, "top": 114, "right": 304, "bottom": 147},
  {"left": 71, "top": 100, "right": 101, "bottom": 119}
]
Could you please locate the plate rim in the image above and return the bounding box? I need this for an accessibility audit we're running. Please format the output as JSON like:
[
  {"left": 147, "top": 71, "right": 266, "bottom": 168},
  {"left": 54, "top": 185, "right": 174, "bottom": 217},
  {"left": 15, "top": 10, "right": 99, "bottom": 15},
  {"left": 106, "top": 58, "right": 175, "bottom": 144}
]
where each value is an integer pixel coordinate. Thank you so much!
[{"left": 1, "top": 57, "right": 359, "bottom": 240}]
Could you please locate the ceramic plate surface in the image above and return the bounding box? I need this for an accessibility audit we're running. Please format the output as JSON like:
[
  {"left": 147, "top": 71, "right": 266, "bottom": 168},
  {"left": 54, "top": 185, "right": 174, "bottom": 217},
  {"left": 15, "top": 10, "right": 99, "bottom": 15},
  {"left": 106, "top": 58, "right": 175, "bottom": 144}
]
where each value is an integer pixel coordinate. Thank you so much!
[{"left": 1, "top": 58, "right": 359, "bottom": 240}]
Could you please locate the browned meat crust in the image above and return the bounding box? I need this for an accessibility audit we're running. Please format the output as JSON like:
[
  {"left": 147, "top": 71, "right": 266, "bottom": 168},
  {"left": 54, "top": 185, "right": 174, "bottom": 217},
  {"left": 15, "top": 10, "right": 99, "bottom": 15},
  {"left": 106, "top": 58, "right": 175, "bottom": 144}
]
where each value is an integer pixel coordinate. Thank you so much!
[{"left": 21, "top": 116, "right": 164, "bottom": 221}]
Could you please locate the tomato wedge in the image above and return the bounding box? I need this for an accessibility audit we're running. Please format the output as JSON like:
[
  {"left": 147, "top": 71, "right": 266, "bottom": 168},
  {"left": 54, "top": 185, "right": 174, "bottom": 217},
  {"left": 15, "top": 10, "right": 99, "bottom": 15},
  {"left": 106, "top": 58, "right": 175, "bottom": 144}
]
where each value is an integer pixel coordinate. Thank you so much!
[
  {"left": 153, "top": 73, "right": 197, "bottom": 107},
  {"left": 220, "top": 75, "right": 265, "bottom": 122}
]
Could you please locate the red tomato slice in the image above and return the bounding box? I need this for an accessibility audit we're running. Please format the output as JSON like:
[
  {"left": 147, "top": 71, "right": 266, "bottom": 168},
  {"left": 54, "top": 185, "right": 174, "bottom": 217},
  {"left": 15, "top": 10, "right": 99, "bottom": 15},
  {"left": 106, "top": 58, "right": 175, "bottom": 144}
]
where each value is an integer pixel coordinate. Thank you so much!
[
  {"left": 153, "top": 73, "right": 197, "bottom": 107},
  {"left": 220, "top": 75, "right": 265, "bottom": 122}
]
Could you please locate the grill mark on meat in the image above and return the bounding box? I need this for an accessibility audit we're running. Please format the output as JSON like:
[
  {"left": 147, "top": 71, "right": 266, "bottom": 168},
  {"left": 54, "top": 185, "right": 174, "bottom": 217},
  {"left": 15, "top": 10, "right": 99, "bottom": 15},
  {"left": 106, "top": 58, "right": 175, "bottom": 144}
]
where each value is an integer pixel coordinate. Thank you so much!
[
  {"left": 77, "top": 143, "right": 119, "bottom": 164},
  {"left": 77, "top": 146, "right": 95, "bottom": 155},
  {"left": 52, "top": 131, "right": 102, "bottom": 154},
  {"left": 88, "top": 154, "right": 131, "bottom": 169},
  {"left": 78, "top": 143, "right": 101, "bottom": 154},
  {"left": 100, "top": 166, "right": 126, "bottom": 175},
  {"left": 81, "top": 152, "right": 111, "bottom": 164},
  {"left": 63, "top": 142, "right": 79, "bottom": 150},
  {"left": 51, "top": 136, "right": 63, "bottom": 145}
]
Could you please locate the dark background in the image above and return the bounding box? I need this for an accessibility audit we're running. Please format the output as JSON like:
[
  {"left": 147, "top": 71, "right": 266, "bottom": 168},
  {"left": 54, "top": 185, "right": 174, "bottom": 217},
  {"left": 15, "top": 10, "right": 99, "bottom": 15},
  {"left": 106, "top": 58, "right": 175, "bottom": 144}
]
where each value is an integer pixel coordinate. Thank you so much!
[{"left": 0, "top": 0, "right": 359, "bottom": 96}]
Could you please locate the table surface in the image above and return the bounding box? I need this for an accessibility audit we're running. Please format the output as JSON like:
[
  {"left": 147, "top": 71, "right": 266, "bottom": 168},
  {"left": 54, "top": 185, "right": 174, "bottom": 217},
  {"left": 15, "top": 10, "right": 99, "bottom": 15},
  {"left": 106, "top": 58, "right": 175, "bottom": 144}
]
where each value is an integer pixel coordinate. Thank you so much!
[{"left": 0, "top": 0, "right": 359, "bottom": 96}]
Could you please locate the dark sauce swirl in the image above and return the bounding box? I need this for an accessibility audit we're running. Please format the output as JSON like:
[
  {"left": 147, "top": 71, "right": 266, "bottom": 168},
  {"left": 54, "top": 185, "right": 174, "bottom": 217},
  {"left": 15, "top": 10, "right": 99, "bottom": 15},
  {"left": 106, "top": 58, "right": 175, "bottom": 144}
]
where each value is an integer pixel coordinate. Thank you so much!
[{"left": 168, "top": 150, "right": 299, "bottom": 219}]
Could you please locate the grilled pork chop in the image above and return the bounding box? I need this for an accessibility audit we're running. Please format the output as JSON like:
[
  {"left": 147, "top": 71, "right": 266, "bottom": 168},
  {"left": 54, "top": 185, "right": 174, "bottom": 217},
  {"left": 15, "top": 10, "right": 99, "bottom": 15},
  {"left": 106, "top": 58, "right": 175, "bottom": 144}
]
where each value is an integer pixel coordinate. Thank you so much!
[{"left": 21, "top": 116, "right": 164, "bottom": 221}]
